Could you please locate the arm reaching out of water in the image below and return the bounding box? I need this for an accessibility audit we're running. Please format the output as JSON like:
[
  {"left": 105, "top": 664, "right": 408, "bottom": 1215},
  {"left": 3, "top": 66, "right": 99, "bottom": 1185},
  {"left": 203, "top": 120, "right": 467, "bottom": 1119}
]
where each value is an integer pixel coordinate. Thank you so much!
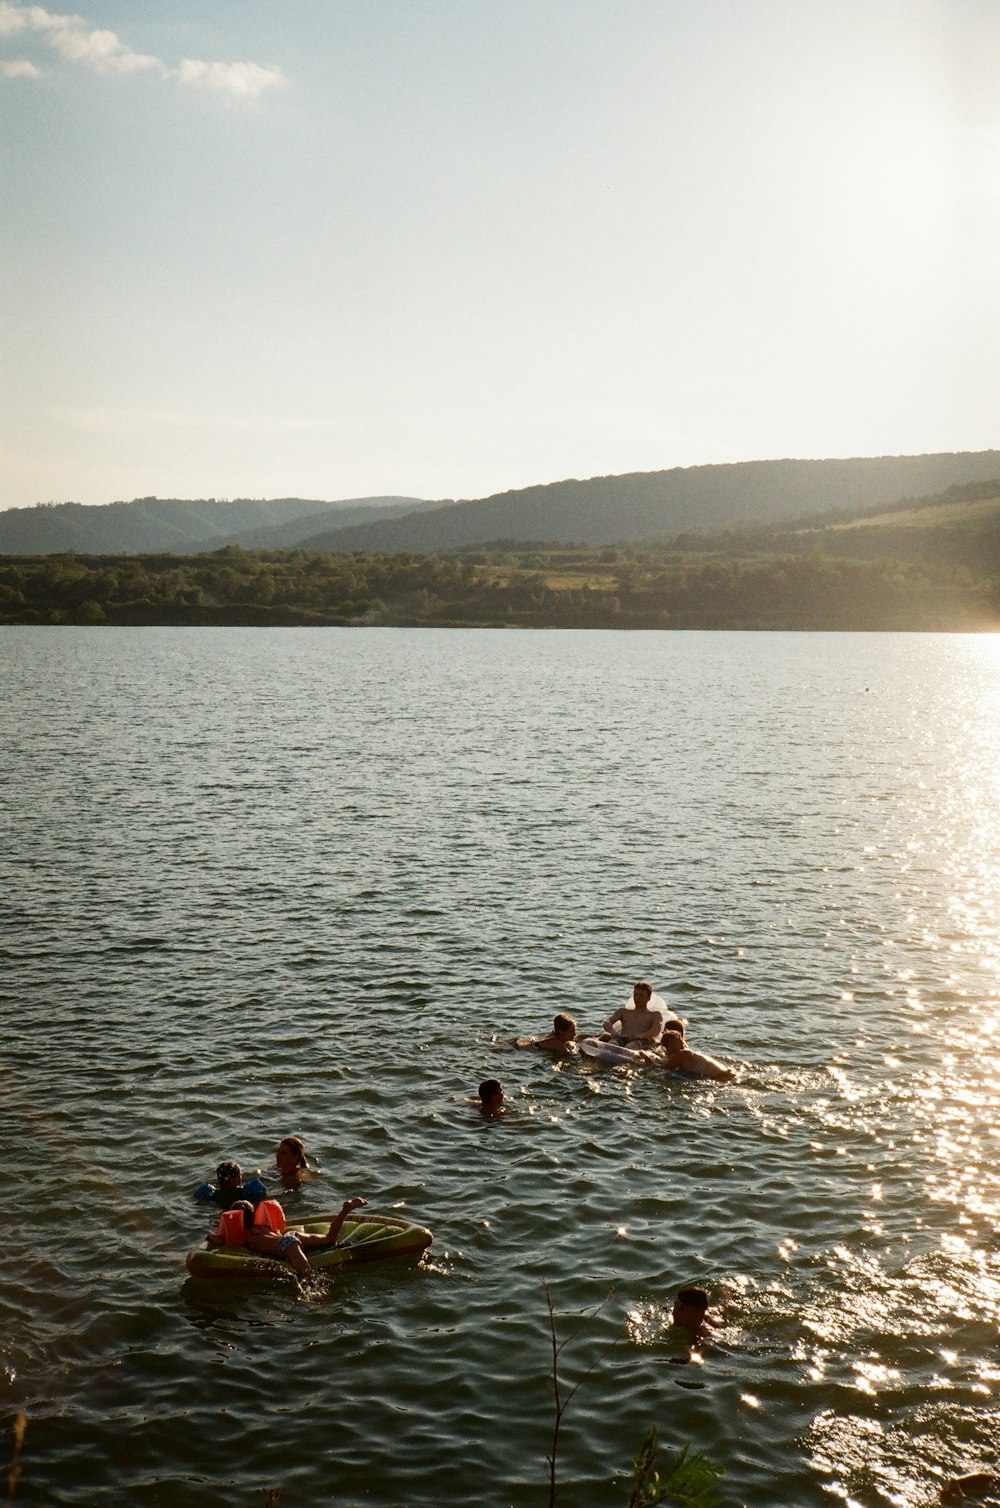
[{"left": 312, "top": 1197, "right": 368, "bottom": 1249}]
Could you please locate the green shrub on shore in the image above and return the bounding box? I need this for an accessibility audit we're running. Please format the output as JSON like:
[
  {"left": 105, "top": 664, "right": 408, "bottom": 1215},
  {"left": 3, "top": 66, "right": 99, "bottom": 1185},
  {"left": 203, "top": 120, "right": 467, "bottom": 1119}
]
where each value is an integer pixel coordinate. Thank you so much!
[{"left": 2, "top": 543, "right": 997, "bottom": 631}]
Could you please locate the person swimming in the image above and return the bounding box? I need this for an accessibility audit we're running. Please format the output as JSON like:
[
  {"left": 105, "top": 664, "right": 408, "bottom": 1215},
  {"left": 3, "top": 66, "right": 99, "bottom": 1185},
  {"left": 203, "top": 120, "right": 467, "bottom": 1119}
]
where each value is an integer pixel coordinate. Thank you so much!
[
  {"left": 511, "top": 1014, "right": 577, "bottom": 1054},
  {"left": 274, "top": 1136, "right": 310, "bottom": 1189},
  {"left": 476, "top": 1079, "right": 506, "bottom": 1116},
  {"left": 671, "top": 1285, "right": 715, "bottom": 1339},
  {"left": 194, "top": 1160, "right": 267, "bottom": 1209},
  {"left": 656, "top": 1032, "right": 736, "bottom": 1082}
]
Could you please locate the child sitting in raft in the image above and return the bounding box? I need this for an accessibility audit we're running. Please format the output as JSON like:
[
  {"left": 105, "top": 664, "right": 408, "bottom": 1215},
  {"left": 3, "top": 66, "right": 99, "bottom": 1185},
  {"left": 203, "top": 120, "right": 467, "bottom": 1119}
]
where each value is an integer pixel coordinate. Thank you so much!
[
  {"left": 653, "top": 1032, "right": 736, "bottom": 1083},
  {"left": 194, "top": 1160, "right": 268, "bottom": 1209},
  {"left": 511, "top": 1014, "right": 577, "bottom": 1054},
  {"left": 207, "top": 1197, "right": 367, "bottom": 1282}
]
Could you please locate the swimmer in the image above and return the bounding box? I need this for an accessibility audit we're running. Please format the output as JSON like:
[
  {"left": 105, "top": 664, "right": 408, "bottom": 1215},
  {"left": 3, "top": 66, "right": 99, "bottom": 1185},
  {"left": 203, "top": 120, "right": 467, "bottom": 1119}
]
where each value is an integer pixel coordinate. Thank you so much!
[
  {"left": 194, "top": 1160, "right": 267, "bottom": 1209},
  {"left": 671, "top": 1286, "right": 715, "bottom": 1340},
  {"left": 603, "top": 981, "right": 670, "bottom": 1045},
  {"left": 207, "top": 1197, "right": 367, "bottom": 1282},
  {"left": 512, "top": 1014, "right": 577, "bottom": 1054},
  {"left": 477, "top": 1079, "right": 506, "bottom": 1116},
  {"left": 215, "top": 1160, "right": 244, "bottom": 1195},
  {"left": 656, "top": 1031, "right": 736, "bottom": 1083},
  {"left": 275, "top": 1136, "right": 310, "bottom": 1189}
]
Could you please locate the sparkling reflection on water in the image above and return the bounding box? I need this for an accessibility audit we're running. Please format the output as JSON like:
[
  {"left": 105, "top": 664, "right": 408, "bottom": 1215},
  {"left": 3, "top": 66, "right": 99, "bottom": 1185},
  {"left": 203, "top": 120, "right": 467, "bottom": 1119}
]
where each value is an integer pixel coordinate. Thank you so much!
[{"left": 1, "top": 627, "right": 999, "bottom": 1507}]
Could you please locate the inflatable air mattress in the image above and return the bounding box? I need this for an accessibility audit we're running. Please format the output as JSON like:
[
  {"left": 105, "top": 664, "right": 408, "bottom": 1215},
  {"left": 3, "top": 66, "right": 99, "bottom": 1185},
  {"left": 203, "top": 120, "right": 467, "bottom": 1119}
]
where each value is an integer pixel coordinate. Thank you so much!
[{"left": 186, "top": 1212, "right": 433, "bottom": 1280}]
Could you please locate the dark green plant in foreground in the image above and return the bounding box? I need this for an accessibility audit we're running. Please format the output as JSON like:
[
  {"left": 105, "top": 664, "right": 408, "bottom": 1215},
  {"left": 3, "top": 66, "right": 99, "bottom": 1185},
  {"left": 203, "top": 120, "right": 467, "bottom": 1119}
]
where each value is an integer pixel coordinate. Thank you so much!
[{"left": 626, "top": 1428, "right": 723, "bottom": 1508}]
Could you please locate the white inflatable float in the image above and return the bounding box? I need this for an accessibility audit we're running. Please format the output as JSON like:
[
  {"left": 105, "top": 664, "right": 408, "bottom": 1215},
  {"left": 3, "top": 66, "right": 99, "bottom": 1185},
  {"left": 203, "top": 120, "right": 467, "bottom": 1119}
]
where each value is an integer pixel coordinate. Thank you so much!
[{"left": 578, "top": 1036, "right": 649, "bottom": 1065}]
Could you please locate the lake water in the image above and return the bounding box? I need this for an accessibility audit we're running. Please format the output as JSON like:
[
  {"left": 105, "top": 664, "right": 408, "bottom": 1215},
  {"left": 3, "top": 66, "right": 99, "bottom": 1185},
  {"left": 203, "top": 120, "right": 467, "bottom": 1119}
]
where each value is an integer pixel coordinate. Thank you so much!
[{"left": 2, "top": 627, "right": 999, "bottom": 1508}]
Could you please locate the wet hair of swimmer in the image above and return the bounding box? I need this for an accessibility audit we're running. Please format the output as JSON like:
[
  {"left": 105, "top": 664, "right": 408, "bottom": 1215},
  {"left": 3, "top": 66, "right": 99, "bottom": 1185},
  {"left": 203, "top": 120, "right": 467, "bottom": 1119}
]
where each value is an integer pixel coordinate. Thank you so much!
[
  {"left": 216, "top": 1160, "right": 243, "bottom": 1187},
  {"left": 674, "top": 1286, "right": 709, "bottom": 1319},
  {"left": 553, "top": 1013, "right": 576, "bottom": 1035},
  {"left": 660, "top": 1030, "right": 684, "bottom": 1053},
  {"left": 233, "top": 1200, "right": 257, "bottom": 1229},
  {"left": 278, "top": 1136, "right": 308, "bottom": 1168},
  {"left": 479, "top": 1078, "right": 503, "bottom": 1104}
]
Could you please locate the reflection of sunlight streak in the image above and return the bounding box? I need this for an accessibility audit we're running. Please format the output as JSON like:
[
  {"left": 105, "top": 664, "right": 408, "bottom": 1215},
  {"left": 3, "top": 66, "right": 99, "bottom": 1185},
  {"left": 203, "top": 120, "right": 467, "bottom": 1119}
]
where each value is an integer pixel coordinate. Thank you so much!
[{"left": 851, "top": 1357, "right": 902, "bottom": 1394}]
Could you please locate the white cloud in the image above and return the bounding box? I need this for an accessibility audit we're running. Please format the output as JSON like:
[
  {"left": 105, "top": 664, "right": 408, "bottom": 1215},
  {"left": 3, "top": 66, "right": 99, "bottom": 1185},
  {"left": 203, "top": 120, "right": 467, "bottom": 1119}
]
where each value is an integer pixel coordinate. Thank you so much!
[
  {"left": 174, "top": 57, "right": 284, "bottom": 102},
  {"left": 0, "top": 1, "right": 285, "bottom": 97},
  {"left": 0, "top": 2, "right": 29, "bottom": 35},
  {"left": 1, "top": 55, "right": 40, "bottom": 74},
  {"left": 46, "top": 21, "right": 162, "bottom": 75}
]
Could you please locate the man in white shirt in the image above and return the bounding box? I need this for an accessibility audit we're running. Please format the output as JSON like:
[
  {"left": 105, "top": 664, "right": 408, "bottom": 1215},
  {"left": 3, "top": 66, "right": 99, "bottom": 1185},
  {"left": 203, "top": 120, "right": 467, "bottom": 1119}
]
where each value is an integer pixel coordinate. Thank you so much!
[{"left": 603, "top": 981, "right": 670, "bottom": 1044}]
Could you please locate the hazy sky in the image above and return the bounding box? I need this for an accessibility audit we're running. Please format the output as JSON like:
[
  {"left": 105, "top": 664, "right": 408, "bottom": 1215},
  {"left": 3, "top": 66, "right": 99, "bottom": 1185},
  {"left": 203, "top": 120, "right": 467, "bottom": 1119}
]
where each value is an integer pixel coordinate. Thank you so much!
[{"left": 2, "top": 0, "right": 999, "bottom": 508}]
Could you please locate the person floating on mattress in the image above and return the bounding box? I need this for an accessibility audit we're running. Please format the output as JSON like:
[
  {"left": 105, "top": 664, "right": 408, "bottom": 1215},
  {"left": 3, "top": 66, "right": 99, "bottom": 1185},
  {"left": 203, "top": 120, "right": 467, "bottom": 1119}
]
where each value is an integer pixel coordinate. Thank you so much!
[
  {"left": 603, "top": 981, "right": 682, "bottom": 1044},
  {"left": 653, "top": 1030, "right": 736, "bottom": 1082},
  {"left": 207, "top": 1197, "right": 368, "bottom": 1282}
]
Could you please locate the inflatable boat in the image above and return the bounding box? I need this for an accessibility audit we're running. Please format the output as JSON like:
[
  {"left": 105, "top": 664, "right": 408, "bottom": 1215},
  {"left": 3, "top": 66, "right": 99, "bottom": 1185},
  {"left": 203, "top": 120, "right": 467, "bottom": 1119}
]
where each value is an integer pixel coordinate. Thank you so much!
[
  {"left": 578, "top": 1036, "right": 649, "bottom": 1065},
  {"left": 186, "top": 1211, "right": 433, "bottom": 1280},
  {"left": 578, "top": 1037, "right": 707, "bottom": 1080}
]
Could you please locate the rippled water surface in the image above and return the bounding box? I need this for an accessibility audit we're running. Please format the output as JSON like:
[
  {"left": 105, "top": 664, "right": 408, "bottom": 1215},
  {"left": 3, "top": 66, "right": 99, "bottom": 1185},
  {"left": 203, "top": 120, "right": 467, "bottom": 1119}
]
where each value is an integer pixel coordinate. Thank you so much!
[{"left": 2, "top": 627, "right": 1000, "bottom": 1507}]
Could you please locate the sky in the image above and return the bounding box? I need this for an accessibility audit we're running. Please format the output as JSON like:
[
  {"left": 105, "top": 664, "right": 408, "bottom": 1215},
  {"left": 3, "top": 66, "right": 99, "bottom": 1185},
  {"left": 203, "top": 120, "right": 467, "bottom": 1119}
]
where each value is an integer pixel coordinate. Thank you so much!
[{"left": 2, "top": 0, "right": 999, "bottom": 508}]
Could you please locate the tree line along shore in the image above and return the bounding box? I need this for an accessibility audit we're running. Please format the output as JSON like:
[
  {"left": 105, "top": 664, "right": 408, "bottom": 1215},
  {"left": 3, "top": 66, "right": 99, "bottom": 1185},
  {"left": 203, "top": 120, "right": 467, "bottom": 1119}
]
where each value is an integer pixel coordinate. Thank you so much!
[{"left": 1, "top": 544, "right": 998, "bottom": 631}]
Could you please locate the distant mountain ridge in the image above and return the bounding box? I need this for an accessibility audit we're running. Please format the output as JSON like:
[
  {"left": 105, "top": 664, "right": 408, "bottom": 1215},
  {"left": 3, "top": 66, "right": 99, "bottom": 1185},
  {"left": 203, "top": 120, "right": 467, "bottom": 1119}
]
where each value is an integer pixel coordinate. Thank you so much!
[
  {"left": 299, "top": 451, "right": 1000, "bottom": 552},
  {"left": 2, "top": 450, "right": 999, "bottom": 556},
  {"left": 0, "top": 495, "right": 433, "bottom": 555}
]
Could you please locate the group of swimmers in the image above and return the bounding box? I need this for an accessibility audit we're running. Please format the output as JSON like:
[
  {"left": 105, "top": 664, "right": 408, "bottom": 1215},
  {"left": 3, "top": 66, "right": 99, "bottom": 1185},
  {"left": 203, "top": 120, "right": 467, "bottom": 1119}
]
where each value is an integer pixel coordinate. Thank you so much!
[
  {"left": 194, "top": 1135, "right": 368, "bottom": 1286},
  {"left": 195, "top": 988, "right": 731, "bottom": 1296},
  {"left": 196, "top": 987, "right": 732, "bottom": 1292},
  {"left": 475, "top": 979, "right": 736, "bottom": 1113},
  {"left": 190, "top": 1009, "right": 1000, "bottom": 1503},
  {"left": 193, "top": 1138, "right": 718, "bottom": 1339}
]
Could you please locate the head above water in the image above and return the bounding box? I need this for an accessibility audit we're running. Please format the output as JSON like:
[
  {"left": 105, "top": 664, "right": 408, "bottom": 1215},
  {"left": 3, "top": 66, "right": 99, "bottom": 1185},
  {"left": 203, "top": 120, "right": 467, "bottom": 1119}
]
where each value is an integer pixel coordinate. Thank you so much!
[
  {"left": 632, "top": 981, "right": 653, "bottom": 1006},
  {"left": 660, "top": 1031, "right": 684, "bottom": 1059},
  {"left": 276, "top": 1136, "right": 307, "bottom": 1172},
  {"left": 672, "top": 1286, "right": 710, "bottom": 1330},
  {"left": 233, "top": 1200, "right": 257, "bottom": 1229},
  {"left": 216, "top": 1160, "right": 243, "bottom": 1188},
  {"left": 553, "top": 1013, "right": 576, "bottom": 1039},
  {"left": 478, "top": 1078, "right": 504, "bottom": 1109}
]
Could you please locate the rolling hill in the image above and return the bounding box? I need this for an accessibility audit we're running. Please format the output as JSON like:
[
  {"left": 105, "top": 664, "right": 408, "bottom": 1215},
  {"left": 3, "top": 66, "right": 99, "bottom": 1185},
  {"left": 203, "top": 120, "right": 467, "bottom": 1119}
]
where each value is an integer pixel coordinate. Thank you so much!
[
  {"left": 4, "top": 451, "right": 1000, "bottom": 558},
  {"left": 0, "top": 495, "right": 432, "bottom": 555},
  {"left": 298, "top": 451, "right": 1000, "bottom": 552}
]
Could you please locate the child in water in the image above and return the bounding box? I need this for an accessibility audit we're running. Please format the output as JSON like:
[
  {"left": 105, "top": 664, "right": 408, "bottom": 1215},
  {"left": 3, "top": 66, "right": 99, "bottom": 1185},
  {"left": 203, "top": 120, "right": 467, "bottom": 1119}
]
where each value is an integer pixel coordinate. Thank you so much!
[
  {"left": 194, "top": 1160, "right": 267, "bottom": 1209},
  {"left": 274, "top": 1136, "right": 311, "bottom": 1189}
]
